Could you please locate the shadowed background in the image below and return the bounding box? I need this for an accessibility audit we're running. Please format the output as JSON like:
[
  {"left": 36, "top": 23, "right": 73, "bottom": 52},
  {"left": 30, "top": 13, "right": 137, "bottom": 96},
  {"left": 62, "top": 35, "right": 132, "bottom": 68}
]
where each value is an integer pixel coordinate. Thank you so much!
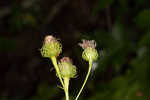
[{"left": 0, "top": 0, "right": 150, "bottom": 100}]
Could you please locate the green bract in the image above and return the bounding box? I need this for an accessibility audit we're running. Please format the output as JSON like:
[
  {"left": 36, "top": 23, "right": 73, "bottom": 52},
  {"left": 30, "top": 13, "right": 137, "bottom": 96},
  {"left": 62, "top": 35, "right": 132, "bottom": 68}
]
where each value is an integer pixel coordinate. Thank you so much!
[
  {"left": 40, "top": 35, "right": 62, "bottom": 57},
  {"left": 41, "top": 42, "right": 62, "bottom": 57},
  {"left": 82, "top": 47, "right": 98, "bottom": 62},
  {"left": 58, "top": 61, "right": 77, "bottom": 78}
]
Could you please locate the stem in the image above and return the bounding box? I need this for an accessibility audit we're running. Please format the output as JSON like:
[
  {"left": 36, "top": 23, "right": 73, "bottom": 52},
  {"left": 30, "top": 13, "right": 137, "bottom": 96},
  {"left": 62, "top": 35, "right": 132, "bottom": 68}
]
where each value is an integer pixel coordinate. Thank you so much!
[
  {"left": 64, "top": 77, "right": 70, "bottom": 100},
  {"left": 51, "top": 56, "right": 64, "bottom": 88},
  {"left": 75, "top": 60, "right": 93, "bottom": 100}
]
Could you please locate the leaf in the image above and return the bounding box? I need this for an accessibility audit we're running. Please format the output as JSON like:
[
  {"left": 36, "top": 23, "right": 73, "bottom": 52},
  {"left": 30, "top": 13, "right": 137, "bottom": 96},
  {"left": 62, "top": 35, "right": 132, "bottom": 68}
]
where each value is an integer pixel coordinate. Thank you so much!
[
  {"left": 119, "top": 0, "right": 129, "bottom": 12},
  {"left": 135, "top": 9, "right": 150, "bottom": 29},
  {"left": 138, "top": 30, "right": 150, "bottom": 47},
  {"left": 30, "top": 83, "right": 59, "bottom": 100}
]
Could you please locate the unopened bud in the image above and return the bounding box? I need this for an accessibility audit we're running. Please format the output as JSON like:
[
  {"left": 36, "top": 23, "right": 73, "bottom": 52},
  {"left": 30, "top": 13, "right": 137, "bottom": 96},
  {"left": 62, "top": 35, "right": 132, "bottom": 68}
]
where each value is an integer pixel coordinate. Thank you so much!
[
  {"left": 79, "top": 40, "right": 98, "bottom": 62},
  {"left": 40, "top": 35, "right": 62, "bottom": 58},
  {"left": 58, "top": 57, "right": 77, "bottom": 78}
]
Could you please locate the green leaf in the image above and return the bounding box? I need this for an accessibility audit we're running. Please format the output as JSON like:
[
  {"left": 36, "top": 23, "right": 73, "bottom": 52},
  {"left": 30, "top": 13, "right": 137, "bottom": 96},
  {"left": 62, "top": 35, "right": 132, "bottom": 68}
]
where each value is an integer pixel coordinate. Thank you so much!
[
  {"left": 119, "top": 0, "right": 129, "bottom": 12},
  {"left": 135, "top": 9, "right": 150, "bottom": 29},
  {"left": 30, "top": 83, "right": 59, "bottom": 100},
  {"left": 138, "top": 30, "right": 150, "bottom": 47}
]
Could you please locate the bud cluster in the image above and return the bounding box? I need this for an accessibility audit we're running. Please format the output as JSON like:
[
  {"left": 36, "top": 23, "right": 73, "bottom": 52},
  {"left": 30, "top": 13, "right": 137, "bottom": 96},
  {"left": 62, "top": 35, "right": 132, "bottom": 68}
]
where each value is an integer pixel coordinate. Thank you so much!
[{"left": 40, "top": 35, "right": 99, "bottom": 100}]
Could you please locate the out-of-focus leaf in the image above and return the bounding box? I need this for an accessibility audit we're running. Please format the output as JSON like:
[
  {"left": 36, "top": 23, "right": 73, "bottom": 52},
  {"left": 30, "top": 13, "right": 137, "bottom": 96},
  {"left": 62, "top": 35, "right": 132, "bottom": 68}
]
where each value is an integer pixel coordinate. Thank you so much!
[
  {"left": 110, "top": 76, "right": 128, "bottom": 89},
  {"left": 88, "top": 91, "right": 112, "bottom": 100},
  {"left": 119, "top": 0, "right": 129, "bottom": 12},
  {"left": 111, "top": 22, "right": 136, "bottom": 44},
  {"left": 30, "top": 82, "right": 59, "bottom": 100},
  {"left": 136, "top": 0, "right": 149, "bottom": 7},
  {"left": 135, "top": 9, "right": 150, "bottom": 29},
  {"left": 88, "top": 75, "right": 142, "bottom": 100},
  {"left": 10, "top": 13, "right": 37, "bottom": 30},
  {"left": 93, "top": 30, "right": 115, "bottom": 48},
  {"left": 22, "top": 13, "right": 38, "bottom": 26},
  {"left": 131, "top": 56, "right": 150, "bottom": 85},
  {"left": 111, "top": 23, "right": 124, "bottom": 43},
  {"left": 130, "top": 50, "right": 150, "bottom": 99},
  {"left": 112, "top": 83, "right": 140, "bottom": 100},
  {"left": 9, "top": 6, "right": 38, "bottom": 31},
  {"left": 138, "top": 30, "right": 150, "bottom": 47}
]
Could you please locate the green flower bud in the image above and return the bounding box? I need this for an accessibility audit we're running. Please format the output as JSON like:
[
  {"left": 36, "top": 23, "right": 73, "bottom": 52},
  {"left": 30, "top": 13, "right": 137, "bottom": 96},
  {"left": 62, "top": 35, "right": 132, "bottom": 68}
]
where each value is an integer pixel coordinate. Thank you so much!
[
  {"left": 40, "top": 35, "right": 62, "bottom": 58},
  {"left": 58, "top": 57, "right": 77, "bottom": 78},
  {"left": 79, "top": 40, "right": 98, "bottom": 62}
]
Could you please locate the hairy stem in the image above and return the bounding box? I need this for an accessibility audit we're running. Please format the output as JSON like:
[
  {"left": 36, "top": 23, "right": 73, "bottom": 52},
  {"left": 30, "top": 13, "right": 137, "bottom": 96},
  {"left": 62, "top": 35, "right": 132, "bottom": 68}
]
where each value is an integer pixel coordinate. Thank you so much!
[
  {"left": 75, "top": 60, "right": 93, "bottom": 100},
  {"left": 51, "top": 56, "right": 64, "bottom": 88},
  {"left": 64, "top": 77, "right": 70, "bottom": 100}
]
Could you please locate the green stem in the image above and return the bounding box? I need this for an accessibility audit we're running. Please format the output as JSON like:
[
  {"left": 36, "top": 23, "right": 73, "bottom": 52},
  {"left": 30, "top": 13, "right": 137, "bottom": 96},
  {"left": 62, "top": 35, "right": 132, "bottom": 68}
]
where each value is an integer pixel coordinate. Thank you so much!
[
  {"left": 64, "top": 77, "right": 70, "bottom": 100},
  {"left": 51, "top": 56, "right": 64, "bottom": 88},
  {"left": 75, "top": 60, "right": 93, "bottom": 100}
]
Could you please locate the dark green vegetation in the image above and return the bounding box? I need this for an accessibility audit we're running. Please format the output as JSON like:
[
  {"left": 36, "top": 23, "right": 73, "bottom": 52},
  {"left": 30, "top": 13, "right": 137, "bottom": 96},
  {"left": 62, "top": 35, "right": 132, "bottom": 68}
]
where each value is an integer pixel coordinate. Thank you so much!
[{"left": 0, "top": 0, "right": 150, "bottom": 100}]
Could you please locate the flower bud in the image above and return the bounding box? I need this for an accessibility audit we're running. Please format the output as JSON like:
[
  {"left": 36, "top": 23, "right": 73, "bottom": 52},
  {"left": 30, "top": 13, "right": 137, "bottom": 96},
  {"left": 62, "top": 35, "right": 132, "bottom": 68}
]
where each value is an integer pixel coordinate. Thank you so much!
[
  {"left": 79, "top": 40, "right": 98, "bottom": 62},
  {"left": 40, "top": 35, "right": 62, "bottom": 58},
  {"left": 82, "top": 47, "right": 98, "bottom": 62},
  {"left": 58, "top": 57, "right": 77, "bottom": 78}
]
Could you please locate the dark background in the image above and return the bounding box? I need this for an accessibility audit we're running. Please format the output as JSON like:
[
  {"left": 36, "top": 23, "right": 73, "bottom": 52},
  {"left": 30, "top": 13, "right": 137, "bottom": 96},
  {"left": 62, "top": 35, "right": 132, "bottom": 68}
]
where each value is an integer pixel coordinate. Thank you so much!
[{"left": 0, "top": 0, "right": 150, "bottom": 100}]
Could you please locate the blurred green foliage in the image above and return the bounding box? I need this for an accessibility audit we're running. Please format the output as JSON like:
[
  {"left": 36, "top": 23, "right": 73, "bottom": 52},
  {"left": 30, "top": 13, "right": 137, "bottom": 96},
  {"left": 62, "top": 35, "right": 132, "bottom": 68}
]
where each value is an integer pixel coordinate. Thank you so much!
[
  {"left": 9, "top": 6, "right": 39, "bottom": 31},
  {"left": 30, "top": 83, "right": 59, "bottom": 100},
  {"left": 81, "top": 24, "right": 150, "bottom": 99},
  {"left": 135, "top": 10, "right": 150, "bottom": 29}
]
